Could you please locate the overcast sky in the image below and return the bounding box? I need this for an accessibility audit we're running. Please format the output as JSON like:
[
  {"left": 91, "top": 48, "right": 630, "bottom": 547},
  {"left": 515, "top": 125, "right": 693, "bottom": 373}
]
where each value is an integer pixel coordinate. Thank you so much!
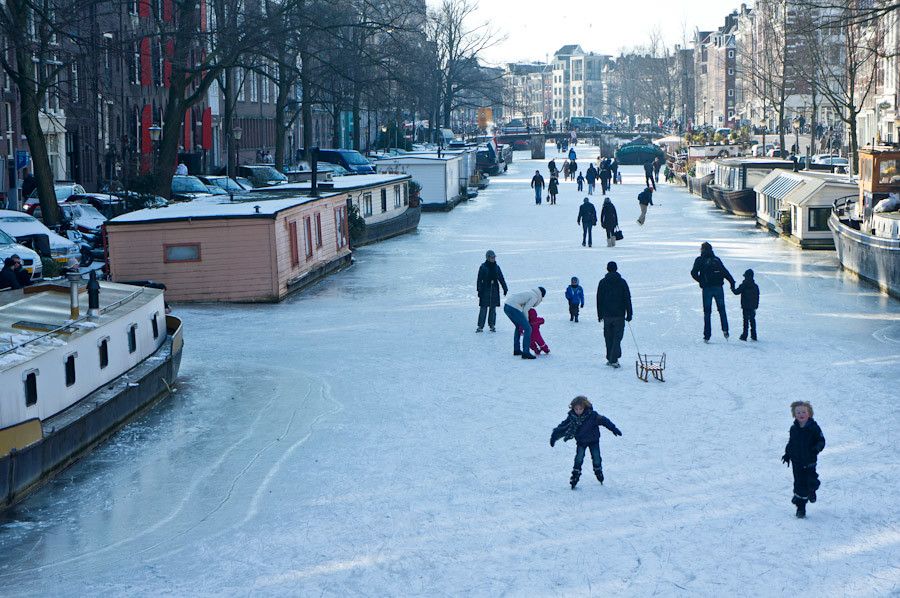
[{"left": 427, "top": 0, "right": 744, "bottom": 65}]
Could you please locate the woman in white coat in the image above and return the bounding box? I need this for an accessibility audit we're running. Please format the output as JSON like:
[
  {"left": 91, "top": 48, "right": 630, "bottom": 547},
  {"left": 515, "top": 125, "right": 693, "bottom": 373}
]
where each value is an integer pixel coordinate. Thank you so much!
[{"left": 503, "top": 287, "right": 546, "bottom": 359}]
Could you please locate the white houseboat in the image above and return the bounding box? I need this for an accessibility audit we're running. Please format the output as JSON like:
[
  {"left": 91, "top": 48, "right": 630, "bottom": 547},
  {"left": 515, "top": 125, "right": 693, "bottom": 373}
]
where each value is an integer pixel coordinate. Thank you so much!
[
  {"left": 829, "top": 146, "right": 900, "bottom": 298},
  {"left": 374, "top": 154, "right": 464, "bottom": 212},
  {"left": 755, "top": 170, "right": 857, "bottom": 249},
  {"left": 0, "top": 277, "right": 183, "bottom": 507}
]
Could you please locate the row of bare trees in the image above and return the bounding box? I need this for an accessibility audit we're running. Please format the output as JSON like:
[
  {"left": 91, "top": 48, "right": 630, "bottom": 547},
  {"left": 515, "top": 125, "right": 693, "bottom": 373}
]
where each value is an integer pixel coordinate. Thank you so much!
[{"left": 0, "top": 0, "right": 500, "bottom": 224}]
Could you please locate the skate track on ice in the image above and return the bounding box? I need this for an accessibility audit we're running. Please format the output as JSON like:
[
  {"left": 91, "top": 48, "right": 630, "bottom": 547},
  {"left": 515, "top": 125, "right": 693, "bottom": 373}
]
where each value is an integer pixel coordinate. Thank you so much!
[{"left": 0, "top": 146, "right": 898, "bottom": 596}]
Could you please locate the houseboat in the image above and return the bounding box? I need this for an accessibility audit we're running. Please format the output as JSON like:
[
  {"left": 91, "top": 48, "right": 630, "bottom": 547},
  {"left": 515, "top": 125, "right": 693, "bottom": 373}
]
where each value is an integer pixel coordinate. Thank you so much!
[
  {"left": 106, "top": 192, "right": 352, "bottom": 302},
  {"left": 0, "top": 277, "right": 182, "bottom": 507},
  {"left": 374, "top": 154, "right": 464, "bottom": 212},
  {"left": 755, "top": 170, "right": 857, "bottom": 249},
  {"left": 614, "top": 137, "right": 665, "bottom": 166},
  {"left": 267, "top": 174, "right": 420, "bottom": 247},
  {"left": 708, "top": 158, "right": 794, "bottom": 217},
  {"left": 829, "top": 146, "right": 900, "bottom": 298},
  {"left": 687, "top": 160, "right": 716, "bottom": 199}
]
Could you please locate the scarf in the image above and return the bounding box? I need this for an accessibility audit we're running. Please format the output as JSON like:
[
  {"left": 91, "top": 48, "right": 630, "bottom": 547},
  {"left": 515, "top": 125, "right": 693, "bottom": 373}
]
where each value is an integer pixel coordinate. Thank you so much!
[{"left": 563, "top": 411, "right": 589, "bottom": 441}]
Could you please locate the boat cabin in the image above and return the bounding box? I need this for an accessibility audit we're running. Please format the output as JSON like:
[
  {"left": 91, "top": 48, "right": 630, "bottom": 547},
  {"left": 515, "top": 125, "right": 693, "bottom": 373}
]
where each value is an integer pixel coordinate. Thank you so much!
[
  {"left": 374, "top": 154, "right": 464, "bottom": 211},
  {"left": 857, "top": 147, "right": 900, "bottom": 238}
]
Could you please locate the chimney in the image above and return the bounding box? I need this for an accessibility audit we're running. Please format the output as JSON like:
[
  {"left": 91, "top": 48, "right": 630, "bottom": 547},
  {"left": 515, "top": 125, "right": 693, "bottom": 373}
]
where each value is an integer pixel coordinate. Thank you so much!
[
  {"left": 87, "top": 269, "right": 100, "bottom": 317},
  {"left": 67, "top": 270, "right": 83, "bottom": 320}
]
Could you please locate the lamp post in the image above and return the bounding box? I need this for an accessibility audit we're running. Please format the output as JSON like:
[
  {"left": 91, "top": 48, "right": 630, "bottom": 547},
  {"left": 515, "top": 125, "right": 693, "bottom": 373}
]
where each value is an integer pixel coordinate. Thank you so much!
[
  {"left": 792, "top": 116, "right": 800, "bottom": 155},
  {"left": 233, "top": 126, "right": 242, "bottom": 176},
  {"left": 148, "top": 124, "right": 161, "bottom": 173},
  {"left": 380, "top": 124, "right": 387, "bottom": 153}
]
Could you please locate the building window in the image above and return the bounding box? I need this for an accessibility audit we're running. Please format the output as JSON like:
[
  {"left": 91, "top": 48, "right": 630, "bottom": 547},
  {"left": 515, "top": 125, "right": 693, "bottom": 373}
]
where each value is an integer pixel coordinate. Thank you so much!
[
  {"left": 249, "top": 70, "right": 258, "bottom": 102},
  {"left": 128, "top": 324, "right": 137, "bottom": 353},
  {"left": 304, "top": 216, "right": 313, "bottom": 258},
  {"left": 808, "top": 207, "right": 830, "bottom": 231},
  {"left": 727, "top": 89, "right": 734, "bottom": 97},
  {"left": 71, "top": 62, "right": 79, "bottom": 103},
  {"left": 65, "top": 353, "right": 76, "bottom": 387},
  {"left": 288, "top": 220, "right": 299, "bottom": 266},
  {"left": 238, "top": 70, "right": 246, "bottom": 101},
  {"left": 98, "top": 337, "right": 109, "bottom": 369},
  {"left": 164, "top": 244, "right": 201, "bottom": 262},
  {"left": 315, "top": 213, "right": 323, "bottom": 248},
  {"left": 334, "top": 206, "right": 347, "bottom": 250},
  {"left": 728, "top": 68, "right": 734, "bottom": 75},
  {"left": 380, "top": 188, "right": 387, "bottom": 212},
  {"left": 151, "top": 312, "right": 159, "bottom": 339},
  {"left": 24, "top": 371, "right": 38, "bottom": 406},
  {"left": 363, "top": 192, "right": 372, "bottom": 216},
  {"left": 728, "top": 50, "right": 734, "bottom": 58},
  {"left": 152, "top": 40, "right": 162, "bottom": 86},
  {"left": 394, "top": 186, "right": 401, "bottom": 208},
  {"left": 262, "top": 64, "right": 270, "bottom": 103}
]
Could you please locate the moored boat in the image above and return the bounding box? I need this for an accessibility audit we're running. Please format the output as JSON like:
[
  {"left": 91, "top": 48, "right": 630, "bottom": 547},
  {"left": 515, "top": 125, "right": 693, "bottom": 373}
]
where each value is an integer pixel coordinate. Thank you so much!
[
  {"left": 708, "top": 158, "right": 794, "bottom": 217},
  {"left": 0, "top": 277, "right": 182, "bottom": 507},
  {"left": 687, "top": 160, "right": 716, "bottom": 199},
  {"left": 829, "top": 146, "right": 900, "bottom": 298}
]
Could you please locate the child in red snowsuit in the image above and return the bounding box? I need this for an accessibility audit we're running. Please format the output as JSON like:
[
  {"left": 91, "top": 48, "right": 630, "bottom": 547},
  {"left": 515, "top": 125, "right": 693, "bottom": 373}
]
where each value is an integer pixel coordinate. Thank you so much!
[{"left": 518, "top": 308, "right": 549, "bottom": 354}]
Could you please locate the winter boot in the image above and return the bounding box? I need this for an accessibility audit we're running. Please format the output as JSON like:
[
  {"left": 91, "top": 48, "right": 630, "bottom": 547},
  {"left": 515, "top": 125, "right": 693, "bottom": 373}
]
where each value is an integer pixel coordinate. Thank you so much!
[
  {"left": 594, "top": 467, "right": 604, "bottom": 484},
  {"left": 476, "top": 327, "right": 483, "bottom": 333},
  {"left": 739, "top": 334, "right": 747, "bottom": 341},
  {"left": 796, "top": 499, "right": 807, "bottom": 518},
  {"left": 809, "top": 490, "right": 817, "bottom": 503},
  {"left": 570, "top": 469, "right": 581, "bottom": 489},
  {"left": 489, "top": 326, "right": 496, "bottom": 332},
  {"left": 514, "top": 349, "right": 522, "bottom": 356}
]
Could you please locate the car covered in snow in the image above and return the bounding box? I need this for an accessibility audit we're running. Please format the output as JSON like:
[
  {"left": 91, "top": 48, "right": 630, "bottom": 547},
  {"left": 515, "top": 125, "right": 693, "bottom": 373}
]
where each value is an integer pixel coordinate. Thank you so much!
[
  {"left": 33, "top": 203, "right": 107, "bottom": 234},
  {"left": 171, "top": 175, "right": 217, "bottom": 201},
  {"left": 0, "top": 210, "right": 80, "bottom": 265},
  {"left": 23, "top": 182, "right": 87, "bottom": 215}
]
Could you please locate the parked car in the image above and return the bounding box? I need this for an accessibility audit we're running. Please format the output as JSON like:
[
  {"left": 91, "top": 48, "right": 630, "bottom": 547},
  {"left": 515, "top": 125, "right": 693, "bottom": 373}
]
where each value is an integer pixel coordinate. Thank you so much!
[
  {"left": 0, "top": 228, "right": 42, "bottom": 282},
  {"left": 767, "top": 147, "right": 791, "bottom": 158},
  {"left": 812, "top": 154, "right": 849, "bottom": 166},
  {"left": 34, "top": 203, "right": 107, "bottom": 234},
  {"left": 236, "top": 165, "right": 289, "bottom": 187},
  {"left": 198, "top": 175, "right": 253, "bottom": 193},
  {"left": 752, "top": 144, "right": 774, "bottom": 157},
  {"left": 315, "top": 149, "right": 376, "bottom": 175},
  {"left": 0, "top": 210, "right": 80, "bottom": 265},
  {"left": 23, "top": 182, "right": 87, "bottom": 214},
  {"left": 68, "top": 192, "right": 167, "bottom": 219},
  {"left": 171, "top": 175, "right": 217, "bottom": 201}
]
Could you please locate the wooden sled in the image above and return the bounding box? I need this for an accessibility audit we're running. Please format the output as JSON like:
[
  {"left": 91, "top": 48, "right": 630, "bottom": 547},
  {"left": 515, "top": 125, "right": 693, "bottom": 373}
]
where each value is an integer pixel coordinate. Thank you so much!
[{"left": 635, "top": 353, "right": 666, "bottom": 382}]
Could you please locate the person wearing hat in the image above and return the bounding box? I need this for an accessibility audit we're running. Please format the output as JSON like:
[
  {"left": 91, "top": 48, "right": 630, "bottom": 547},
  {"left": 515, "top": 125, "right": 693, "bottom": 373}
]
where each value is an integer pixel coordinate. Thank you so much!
[
  {"left": 596, "top": 261, "right": 632, "bottom": 368},
  {"left": 476, "top": 250, "right": 508, "bottom": 333},
  {"left": 504, "top": 287, "right": 546, "bottom": 359}
]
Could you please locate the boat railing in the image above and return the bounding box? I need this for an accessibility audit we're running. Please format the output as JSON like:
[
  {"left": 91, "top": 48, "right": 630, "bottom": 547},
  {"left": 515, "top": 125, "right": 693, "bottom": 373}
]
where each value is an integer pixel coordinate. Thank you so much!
[
  {"left": 832, "top": 194, "right": 857, "bottom": 219},
  {"left": 98, "top": 288, "right": 143, "bottom": 315}
]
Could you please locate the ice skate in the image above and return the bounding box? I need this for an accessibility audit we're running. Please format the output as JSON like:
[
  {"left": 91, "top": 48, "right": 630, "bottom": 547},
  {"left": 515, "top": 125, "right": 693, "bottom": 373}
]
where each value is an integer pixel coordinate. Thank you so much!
[
  {"left": 594, "top": 468, "right": 604, "bottom": 484},
  {"left": 570, "top": 469, "right": 581, "bottom": 489},
  {"left": 476, "top": 327, "right": 483, "bottom": 333}
]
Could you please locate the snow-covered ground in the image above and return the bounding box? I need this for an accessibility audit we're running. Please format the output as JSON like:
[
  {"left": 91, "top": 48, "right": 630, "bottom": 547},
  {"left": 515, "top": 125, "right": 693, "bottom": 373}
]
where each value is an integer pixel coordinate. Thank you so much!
[{"left": 1, "top": 146, "right": 899, "bottom": 596}]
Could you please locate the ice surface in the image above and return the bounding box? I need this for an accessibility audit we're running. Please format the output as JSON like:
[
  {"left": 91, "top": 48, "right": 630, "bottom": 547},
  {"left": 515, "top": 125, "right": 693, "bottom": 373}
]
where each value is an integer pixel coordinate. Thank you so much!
[{"left": 1, "top": 146, "right": 899, "bottom": 596}]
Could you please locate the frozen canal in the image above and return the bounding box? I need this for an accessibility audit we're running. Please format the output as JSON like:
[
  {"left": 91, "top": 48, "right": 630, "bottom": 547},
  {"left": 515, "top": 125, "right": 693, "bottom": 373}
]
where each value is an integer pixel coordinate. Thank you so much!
[{"left": 2, "top": 146, "right": 899, "bottom": 596}]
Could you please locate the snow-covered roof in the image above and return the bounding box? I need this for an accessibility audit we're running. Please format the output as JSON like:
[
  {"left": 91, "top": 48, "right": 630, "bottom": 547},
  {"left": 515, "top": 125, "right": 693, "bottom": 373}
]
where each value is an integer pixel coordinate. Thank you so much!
[
  {"left": 108, "top": 195, "right": 336, "bottom": 225},
  {"left": 373, "top": 154, "right": 460, "bottom": 164},
  {"left": 259, "top": 173, "right": 411, "bottom": 193}
]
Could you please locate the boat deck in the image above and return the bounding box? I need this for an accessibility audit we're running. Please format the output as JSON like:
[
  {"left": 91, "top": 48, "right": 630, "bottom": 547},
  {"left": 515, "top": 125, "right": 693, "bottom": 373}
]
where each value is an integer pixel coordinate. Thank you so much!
[{"left": 0, "top": 282, "right": 163, "bottom": 372}]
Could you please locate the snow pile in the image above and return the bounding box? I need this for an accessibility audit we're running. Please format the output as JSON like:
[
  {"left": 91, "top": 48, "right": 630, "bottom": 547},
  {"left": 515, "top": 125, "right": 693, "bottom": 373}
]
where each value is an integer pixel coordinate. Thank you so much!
[{"left": 0, "top": 330, "right": 68, "bottom": 368}]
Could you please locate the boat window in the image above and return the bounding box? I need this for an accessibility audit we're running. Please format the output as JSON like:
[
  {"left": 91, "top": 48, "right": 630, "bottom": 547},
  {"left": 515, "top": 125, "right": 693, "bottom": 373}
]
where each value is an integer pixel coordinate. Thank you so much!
[
  {"left": 128, "top": 324, "right": 137, "bottom": 353},
  {"left": 24, "top": 371, "right": 38, "bottom": 406},
  {"left": 99, "top": 337, "right": 109, "bottom": 368},
  {"left": 65, "top": 354, "right": 76, "bottom": 387},
  {"left": 151, "top": 312, "right": 159, "bottom": 339},
  {"left": 878, "top": 159, "right": 900, "bottom": 184},
  {"left": 808, "top": 207, "right": 831, "bottom": 232}
]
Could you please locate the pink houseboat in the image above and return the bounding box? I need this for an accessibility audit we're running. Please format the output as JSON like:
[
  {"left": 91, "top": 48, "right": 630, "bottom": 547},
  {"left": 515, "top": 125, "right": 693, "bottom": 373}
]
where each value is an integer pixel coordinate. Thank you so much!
[{"left": 105, "top": 193, "right": 351, "bottom": 302}]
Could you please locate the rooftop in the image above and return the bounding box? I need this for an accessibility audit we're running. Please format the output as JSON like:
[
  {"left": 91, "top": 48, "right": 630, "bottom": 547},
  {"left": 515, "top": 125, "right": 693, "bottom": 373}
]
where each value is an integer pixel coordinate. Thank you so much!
[
  {"left": 107, "top": 193, "right": 339, "bottom": 225},
  {"left": 260, "top": 173, "right": 411, "bottom": 193}
]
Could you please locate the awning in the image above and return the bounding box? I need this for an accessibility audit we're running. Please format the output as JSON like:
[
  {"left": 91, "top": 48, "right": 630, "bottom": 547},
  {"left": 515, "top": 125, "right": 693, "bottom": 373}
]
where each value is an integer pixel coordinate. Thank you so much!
[{"left": 759, "top": 174, "right": 804, "bottom": 201}]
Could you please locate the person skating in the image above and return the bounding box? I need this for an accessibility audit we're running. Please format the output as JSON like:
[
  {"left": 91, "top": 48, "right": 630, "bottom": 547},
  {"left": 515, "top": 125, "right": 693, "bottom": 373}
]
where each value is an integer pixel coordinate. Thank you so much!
[
  {"left": 565, "top": 276, "right": 585, "bottom": 322},
  {"left": 690, "top": 242, "right": 736, "bottom": 342},
  {"left": 643, "top": 160, "right": 656, "bottom": 190},
  {"left": 732, "top": 269, "right": 760, "bottom": 341},
  {"left": 568, "top": 147, "right": 577, "bottom": 162},
  {"left": 600, "top": 197, "right": 618, "bottom": 247},
  {"left": 550, "top": 396, "right": 622, "bottom": 488},
  {"left": 576, "top": 172, "right": 585, "bottom": 192},
  {"left": 476, "top": 250, "right": 508, "bottom": 332},
  {"left": 548, "top": 158, "right": 558, "bottom": 178},
  {"left": 652, "top": 156, "right": 662, "bottom": 183},
  {"left": 636, "top": 187, "right": 653, "bottom": 225},
  {"left": 504, "top": 287, "right": 546, "bottom": 359},
  {"left": 531, "top": 170, "right": 545, "bottom": 205},
  {"left": 585, "top": 164, "right": 598, "bottom": 195},
  {"left": 610, "top": 157, "right": 620, "bottom": 184},
  {"left": 596, "top": 261, "right": 632, "bottom": 368},
  {"left": 548, "top": 175, "right": 559, "bottom": 205},
  {"left": 781, "top": 401, "right": 825, "bottom": 518},
  {"left": 577, "top": 197, "right": 597, "bottom": 246},
  {"left": 517, "top": 308, "right": 550, "bottom": 354}
]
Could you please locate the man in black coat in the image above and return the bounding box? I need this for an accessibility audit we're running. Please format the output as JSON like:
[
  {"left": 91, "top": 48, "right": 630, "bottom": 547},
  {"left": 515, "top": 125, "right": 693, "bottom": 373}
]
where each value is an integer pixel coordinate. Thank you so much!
[
  {"left": 577, "top": 198, "right": 597, "bottom": 247},
  {"left": 643, "top": 160, "right": 656, "bottom": 190},
  {"left": 530, "top": 170, "right": 545, "bottom": 205},
  {"left": 585, "top": 164, "right": 598, "bottom": 195},
  {"left": 690, "top": 242, "right": 736, "bottom": 342},
  {"left": 599, "top": 163, "right": 612, "bottom": 194},
  {"left": 0, "top": 257, "right": 23, "bottom": 290},
  {"left": 596, "top": 261, "right": 632, "bottom": 368},
  {"left": 636, "top": 187, "right": 653, "bottom": 225},
  {"left": 476, "top": 250, "right": 508, "bottom": 332}
]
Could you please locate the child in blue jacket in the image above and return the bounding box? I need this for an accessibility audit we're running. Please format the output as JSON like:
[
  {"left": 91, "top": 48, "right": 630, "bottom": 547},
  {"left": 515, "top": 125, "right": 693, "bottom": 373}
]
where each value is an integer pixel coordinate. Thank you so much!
[
  {"left": 565, "top": 276, "right": 585, "bottom": 322},
  {"left": 550, "top": 396, "right": 622, "bottom": 488}
]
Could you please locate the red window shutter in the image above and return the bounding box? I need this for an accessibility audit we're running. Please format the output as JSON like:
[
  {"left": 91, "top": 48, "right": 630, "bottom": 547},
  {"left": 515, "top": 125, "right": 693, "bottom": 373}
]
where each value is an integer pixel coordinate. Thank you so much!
[
  {"left": 201, "top": 107, "right": 212, "bottom": 150},
  {"left": 199, "top": 0, "right": 206, "bottom": 31},
  {"left": 183, "top": 109, "right": 192, "bottom": 150},
  {"left": 140, "top": 105, "right": 152, "bottom": 174},
  {"left": 163, "top": 0, "right": 173, "bottom": 22},
  {"left": 140, "top": 38, "right": 151, "bottom": 87},
  {"left": 139, "top": 0, "right": 150, "bottom": 17}
]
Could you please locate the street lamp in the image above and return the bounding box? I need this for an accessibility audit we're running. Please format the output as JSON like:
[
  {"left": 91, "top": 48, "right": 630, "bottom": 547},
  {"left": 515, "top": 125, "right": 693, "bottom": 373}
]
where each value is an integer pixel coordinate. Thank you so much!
[
  {"left": 148, "top": 124, "right": 161, "bottom": 172},
  {"left": 792, "top": 116, "right": 800, "bottom": 154},
  {"left": 233, "top": 126, "right": 242, "bottom": 173}
]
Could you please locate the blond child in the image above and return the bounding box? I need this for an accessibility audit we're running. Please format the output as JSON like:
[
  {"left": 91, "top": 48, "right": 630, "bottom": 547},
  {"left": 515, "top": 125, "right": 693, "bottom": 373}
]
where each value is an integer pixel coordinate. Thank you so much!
[
  {"left": 781, "top": 401, "right": 825, "bottom": 518},
  {"left": 550, "top": 396, "right": 621, "bottom": 489}
]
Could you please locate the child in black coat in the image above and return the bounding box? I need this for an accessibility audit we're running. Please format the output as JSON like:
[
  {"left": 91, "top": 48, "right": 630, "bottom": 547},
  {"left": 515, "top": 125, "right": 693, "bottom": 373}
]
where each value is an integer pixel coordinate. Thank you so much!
[
  {"left": 732, "top": 268, "right": 760, "bottom": 341},
  {"left": 550, "top": 396, "right": 622, "bottom": 489},
  {"left": 576, "top": 172, "right": 585, "bottom": 192},
  {"left": 782, "top": 401, "right": 825, "bottom": 518}
]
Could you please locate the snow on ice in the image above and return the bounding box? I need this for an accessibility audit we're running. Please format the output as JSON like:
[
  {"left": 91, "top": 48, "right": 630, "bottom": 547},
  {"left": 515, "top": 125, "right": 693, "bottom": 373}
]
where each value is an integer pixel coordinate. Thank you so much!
[{"left": 0, "top": 146, "right": 898, "bottom": 596}]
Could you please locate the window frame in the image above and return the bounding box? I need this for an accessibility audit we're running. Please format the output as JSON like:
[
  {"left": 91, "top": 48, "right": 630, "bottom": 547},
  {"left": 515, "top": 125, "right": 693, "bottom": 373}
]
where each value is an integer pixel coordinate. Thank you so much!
[
  {"left": 304, "top": 216, "right": 313, "bottom": 258},
  {"left": 98, "top": 336, "right": 110, "bottom": 369},
  {"left": 23, "top": 369, "right": 39, "bottom": 407},
  {"left": 288, "top": 220, "right": 300, "bottom": 266},
  {"left": 127, "top": 323, "right": 138, "bottom": 354},
  {"left": 64, "top": 352, "right": 77, "bottom": 387},
  {"left": 163, "top": 243, "right": 201, "bottom": 263}
]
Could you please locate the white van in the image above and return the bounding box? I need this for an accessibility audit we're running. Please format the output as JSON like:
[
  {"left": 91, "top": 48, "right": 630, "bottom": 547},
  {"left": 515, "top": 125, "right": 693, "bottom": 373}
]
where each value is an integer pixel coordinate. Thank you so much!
[{"left": 0, "top": 228, "right": 43, "bottom": 282}]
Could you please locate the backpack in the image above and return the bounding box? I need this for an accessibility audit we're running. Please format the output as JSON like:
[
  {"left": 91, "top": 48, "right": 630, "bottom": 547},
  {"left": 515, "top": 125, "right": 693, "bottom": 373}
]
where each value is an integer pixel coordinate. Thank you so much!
[{"left": 701, "top": 257, "right": 726, "bottom": 286}]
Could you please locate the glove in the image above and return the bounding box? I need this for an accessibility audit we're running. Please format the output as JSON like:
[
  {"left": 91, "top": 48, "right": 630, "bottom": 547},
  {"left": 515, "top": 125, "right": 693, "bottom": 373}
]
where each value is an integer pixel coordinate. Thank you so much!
[
  {"left": 503, "top": 290, "right": 507, "bottom": 296},
  {"left": 781, "top": 454, "right": 790, "bottom": 466},
  {"left": 550, "top": 438, "right": 556, "bottom": 448},
  {"left": 626, "top": 315, "right": 632, "bottom": 322},
  {"left": 613, "top": 429, "right": 622, "bottom": 437}
]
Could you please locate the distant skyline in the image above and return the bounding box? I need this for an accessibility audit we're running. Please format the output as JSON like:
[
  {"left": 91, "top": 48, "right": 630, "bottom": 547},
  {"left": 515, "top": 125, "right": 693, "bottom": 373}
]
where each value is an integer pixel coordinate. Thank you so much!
[{"left": 426, "top": 0, "right": 743, "bottom": 64}]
